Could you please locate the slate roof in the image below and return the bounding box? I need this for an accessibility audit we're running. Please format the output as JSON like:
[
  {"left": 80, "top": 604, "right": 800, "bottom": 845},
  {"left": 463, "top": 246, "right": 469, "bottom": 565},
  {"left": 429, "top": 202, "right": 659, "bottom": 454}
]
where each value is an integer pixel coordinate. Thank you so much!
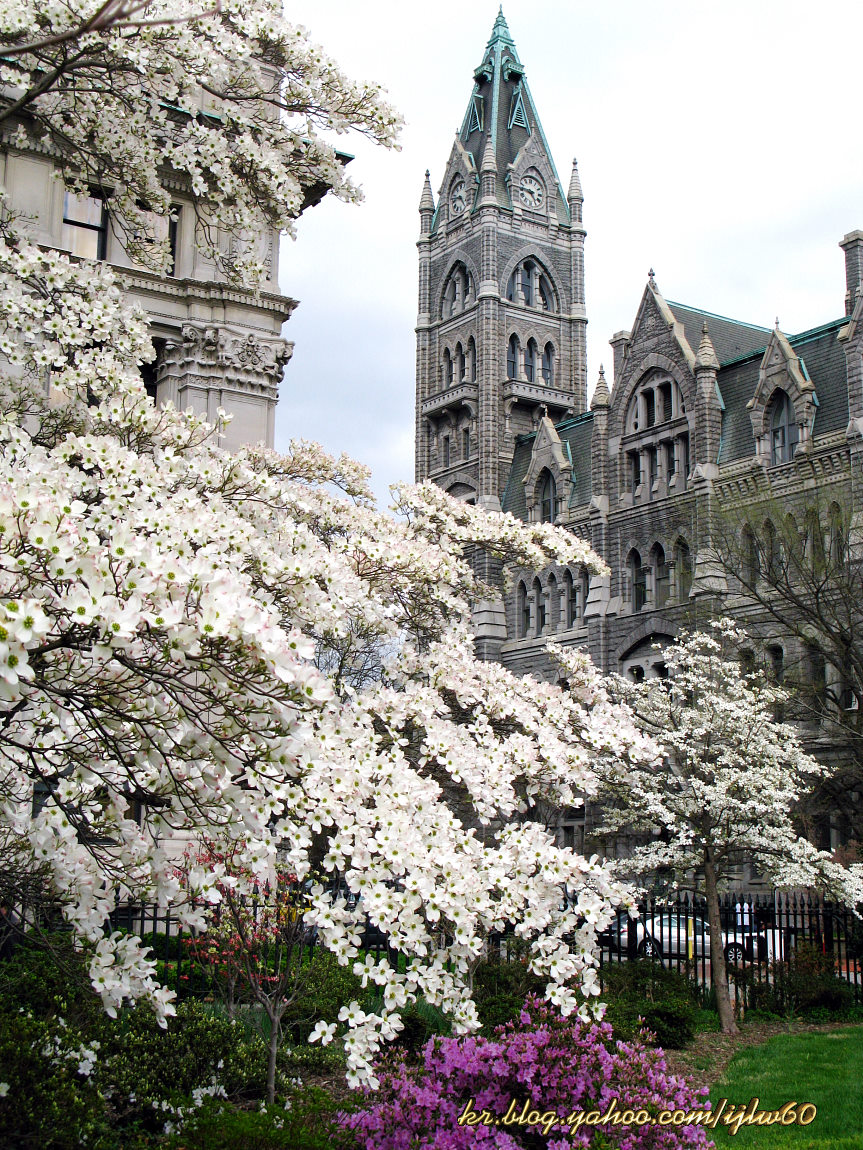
[
  {"left": 717, "top": 318, "right": 849, "bottom": 463},
  {"left": 501, "top": 412, "right": 594, "bottom": 521},
  {"left": 668, "top": 302, "right": 770, "bottom": 366}
]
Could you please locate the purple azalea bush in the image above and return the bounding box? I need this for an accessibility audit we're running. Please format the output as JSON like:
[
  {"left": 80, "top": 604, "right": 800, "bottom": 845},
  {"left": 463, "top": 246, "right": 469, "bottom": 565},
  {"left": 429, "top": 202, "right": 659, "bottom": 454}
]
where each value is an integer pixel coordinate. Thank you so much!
[{"left": 341, "top": 997, "right": 712, "bottom": 1149}]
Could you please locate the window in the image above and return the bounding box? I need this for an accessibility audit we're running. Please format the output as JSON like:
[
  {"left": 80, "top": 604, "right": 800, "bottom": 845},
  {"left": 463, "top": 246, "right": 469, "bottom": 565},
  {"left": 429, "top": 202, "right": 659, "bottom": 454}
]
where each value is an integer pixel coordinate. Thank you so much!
[
  {"left": 807, "top": 646, "right": 827, "bottom": 714},
  {"left": 131, "top": 206, "right": 179, "bottom": 276},
  {"left": 627, "top": 450, "right": 640, "bottom": 496},
  {"left": 444, "top": 349, "right": 453, "bottom": 387},
  {"left": 462, "top": 427, "right": 470, "bottom": 459},
  {"left": 647, "top": 446, "right": 657, "bottom": 489},
  {"left": 533, "top": 576, "right": 545, "bottom": 636},
  {"left": 441, "top": 262, "right": 473, "bottom": 318},
  {"left": 653, "top": 544, "right": 669, "bottom": 608},
  {"left": 507, "top": 335, "right": 520, "bottom": 380},
  {"left": 517, "top": 581, "right": 530, "bottom": 638},
  {"left": 768, "top": 389, "right": 798, "bottom": 465},
  {"left": 764, "top": 519, "right": 779, "bottom": 579},
  {"left": 564, "top": 570, "right": 576, "bottom": 627},
  {"left": 829, "top": 503, "right": 845, "bottom": 566},
  {"left": 805, "top": 508, "right": 824, "bottom": 574},
  {"left": 506, "top": 261, "right": 555, "bottom": 311},
  {"left": 541, "top": 342, "right": 554, "bottom": 386},
  {"left": 540, "top": 470, "right": 556, "bottom": 523},
  {"left": 675, "top": 539, "right": 692, "bottom": 600},
  {"left": 664, "top": 441, "right": 675, "bottom": 478},
  {"left": 442, "top": 436, "right": 450, "bottom": 468},
  {"left": 467, "top": 337, "right": 477, "bottom": 383},
  {"left": 629, "top": 550, "right": 646, "bottom": 613},
  {"left": 61, "top": 190, "right": 108, "bottom": 260},
  {"left": 546, "top": 572, "right": 558, "bottom": 630},
  {"left": 524, "top": 339, "right": 537, "bottom": 383},
  {"left": 454, "top": 343, "right": 465, "bottom": 384},
  {"left": 742, "top": 525, "right": 760, "bottom": 586},
  {"left": 659, "top": 382, "right": 673, "bottom": 422},
  {"left": 644, "top": 389, "right": 656, "bottom": 427}
]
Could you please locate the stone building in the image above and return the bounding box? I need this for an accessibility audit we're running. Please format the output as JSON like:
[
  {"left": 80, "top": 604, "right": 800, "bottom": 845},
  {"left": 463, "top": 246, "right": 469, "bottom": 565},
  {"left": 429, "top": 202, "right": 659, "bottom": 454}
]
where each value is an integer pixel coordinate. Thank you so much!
[
  {"left": 0, "top": 86, "right": 331, "bottom": 449},
  {"left": 417, "top": 12, "right": 863, "bottom": 856}
]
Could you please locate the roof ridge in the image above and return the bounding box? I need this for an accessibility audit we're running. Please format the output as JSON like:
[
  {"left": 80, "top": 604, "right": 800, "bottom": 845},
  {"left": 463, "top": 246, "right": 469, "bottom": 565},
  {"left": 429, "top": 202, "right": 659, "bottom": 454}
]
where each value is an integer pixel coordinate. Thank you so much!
[{"left": 667, "top": 300, "right": 771, "bottom": 333}]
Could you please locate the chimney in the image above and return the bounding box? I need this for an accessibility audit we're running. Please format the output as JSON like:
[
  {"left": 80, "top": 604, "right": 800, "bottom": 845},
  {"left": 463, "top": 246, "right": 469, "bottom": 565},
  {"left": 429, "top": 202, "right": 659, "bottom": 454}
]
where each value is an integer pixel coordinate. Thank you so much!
[{"left": 840, "top": 230, "right": 863, "bottom": 316}]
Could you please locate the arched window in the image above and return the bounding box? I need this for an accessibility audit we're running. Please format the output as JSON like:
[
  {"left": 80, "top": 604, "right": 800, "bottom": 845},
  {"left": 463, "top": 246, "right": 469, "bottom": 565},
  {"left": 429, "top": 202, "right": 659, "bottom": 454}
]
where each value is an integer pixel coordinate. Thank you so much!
[
  {"left": 742, "top": 525, "right": 759, "bottom": 586},
  {"left": 506, "top": 334, "right": 520, "bottom": 380},
  {"left": 454, "top": 342, "right": 465, "bottom": 384},
  {"left": 506, "top": 261, "right": 556, "bottom": 311},
  {"left": 805, "top": 508, "right": 824, "bottom": 574},
  {"left": 443, "top": 349, "right": 453, "bottom": 388},
  {"left": 829, "top": 502, "right": 845, "bottom": 566},
  {"left": 674, "top": 539, "right": 692, "bottom": 600},
  {"left": 537, "top": 274, "right": 553, "bottom": 311},
  {"left": 524, "top": 339, "right": 537, "bottom": 383},
  {"left": 541, "top": 342, "right": 554, "bottom": 386},
  {"left": 563, "top": 569, "right": 576, "bottom": 627},
  {"left": 533, "top": 576, "right": 545, "bottom": 636},
  {"left": 539, "top": 470, "right": 557, "bottom": 523},
  {"left": 652, "top": 543, "right": 669, "bottom": 608},
  {"left": 467, "top": 337, "right": 477, "bottom": 383},
  {"left": 516, "top": 581, "right": 529, "bottom": 638},
  {"left": 764, "top": 519, "right": 779, "bottom": 579},
  {"left": 768, "top": 389, "right": 798, "bottom": 465},
  {"left": 441, "top": 262, "right": 474, "bottom": 319},
  {"left": 628, "top": 550, "right": 646, "bottom": 613},
  {"left": 546, "top": 572, "right": 558, "bottom": 630}
]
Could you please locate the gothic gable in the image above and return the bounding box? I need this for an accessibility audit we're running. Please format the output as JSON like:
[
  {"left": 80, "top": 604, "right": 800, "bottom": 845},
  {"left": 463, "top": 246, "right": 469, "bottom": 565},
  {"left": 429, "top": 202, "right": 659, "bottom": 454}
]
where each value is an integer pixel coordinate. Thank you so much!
[
  {"left": 522, "top": 414, "right": 571, "bottom": 522},
  {"left": 434, "top": 137, "right": 479, "bottom": 230},
  {"left": 747, "top": 328, "right": 818, "bottom": 459}
]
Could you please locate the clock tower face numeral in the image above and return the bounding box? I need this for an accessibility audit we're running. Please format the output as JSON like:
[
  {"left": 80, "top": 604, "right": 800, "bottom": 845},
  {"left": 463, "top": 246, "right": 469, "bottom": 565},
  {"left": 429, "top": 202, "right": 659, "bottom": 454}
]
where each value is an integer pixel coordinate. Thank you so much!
[
  {"left": 450, "top": 181, "right": 467, "bottom": 215},
  {"left": 518, "top": 175, "right": 544, "bottom": 208}
]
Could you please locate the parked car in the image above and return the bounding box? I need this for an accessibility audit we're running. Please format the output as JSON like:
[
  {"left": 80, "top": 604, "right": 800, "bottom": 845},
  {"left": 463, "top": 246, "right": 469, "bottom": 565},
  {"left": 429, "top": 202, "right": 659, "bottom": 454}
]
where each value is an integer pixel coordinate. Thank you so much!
[{"left": 614, "top": 912, "right": 765, "bottom": 965}]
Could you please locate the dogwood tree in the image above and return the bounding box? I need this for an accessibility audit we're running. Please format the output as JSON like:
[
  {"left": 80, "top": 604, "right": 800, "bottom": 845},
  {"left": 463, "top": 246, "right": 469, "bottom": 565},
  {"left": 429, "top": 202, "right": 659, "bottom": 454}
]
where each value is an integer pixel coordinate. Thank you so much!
[
  {"left": 571, "top": 622, "right": 863, "bottom": 1034},
  {"left": 0, "top": 215, "right": 668, "bottom": 1082}
]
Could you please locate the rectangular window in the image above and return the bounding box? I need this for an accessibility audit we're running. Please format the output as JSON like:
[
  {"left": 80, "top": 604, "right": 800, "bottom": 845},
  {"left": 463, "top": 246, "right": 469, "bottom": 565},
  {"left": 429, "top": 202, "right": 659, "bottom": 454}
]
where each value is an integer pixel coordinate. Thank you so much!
[
  {"left": 628, "top": 450, "right": 640, "bottom": 495},
  {"left": 462, "top": 427, "right": 470, "bottom": 459},
  {"left": 660, "top": 382, "right": 673, "bottom": 422},
  {"left": 665, "top": 441, "right": 675, "bottom": 477},
  {"left": 644, "top": 389, "right": 656, "bottom": 427},
  {"left": 131, "top": 208, "right": 180, "bottom": 276},
  {"left": 61, "top": 191, "right": 108, "bottom": 260},
  {"left": 442, "top": 436, "right": 450, "bottom": 469}
]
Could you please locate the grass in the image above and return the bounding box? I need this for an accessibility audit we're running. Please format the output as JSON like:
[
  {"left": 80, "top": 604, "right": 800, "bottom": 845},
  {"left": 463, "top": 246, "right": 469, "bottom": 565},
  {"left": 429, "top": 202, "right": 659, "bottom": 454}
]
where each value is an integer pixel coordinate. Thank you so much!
[{"left": 708, "top": 1026, "right": 863, "bottom": 1148}]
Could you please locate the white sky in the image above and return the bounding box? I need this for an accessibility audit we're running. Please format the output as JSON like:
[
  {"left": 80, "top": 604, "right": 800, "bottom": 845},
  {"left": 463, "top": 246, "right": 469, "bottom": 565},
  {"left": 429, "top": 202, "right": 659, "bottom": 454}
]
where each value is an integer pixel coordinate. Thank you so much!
[{"left": 275, "top": 0, "right": 863, "bottom": 504}]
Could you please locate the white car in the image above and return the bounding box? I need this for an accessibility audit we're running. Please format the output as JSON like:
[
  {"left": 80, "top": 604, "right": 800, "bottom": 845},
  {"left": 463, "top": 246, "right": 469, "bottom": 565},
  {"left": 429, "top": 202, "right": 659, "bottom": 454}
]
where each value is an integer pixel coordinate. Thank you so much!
[{"left": 615, "top": 912, "right": 763, "bottom": 965}]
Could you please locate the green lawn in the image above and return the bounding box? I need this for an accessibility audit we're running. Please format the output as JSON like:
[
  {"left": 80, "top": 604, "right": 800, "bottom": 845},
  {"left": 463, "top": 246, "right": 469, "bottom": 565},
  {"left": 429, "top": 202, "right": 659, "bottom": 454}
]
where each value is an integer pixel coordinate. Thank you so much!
[{"left": 708, "top": 1027, "right": 863, "bottom": 1148}]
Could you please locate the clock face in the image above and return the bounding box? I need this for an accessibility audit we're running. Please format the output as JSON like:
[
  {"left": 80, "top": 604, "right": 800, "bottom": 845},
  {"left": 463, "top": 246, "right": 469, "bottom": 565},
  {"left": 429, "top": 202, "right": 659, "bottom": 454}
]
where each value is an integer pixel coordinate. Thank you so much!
[
  {"left": 450, "top": 181, "right": 467, "bottom": 215},
  {"left": 518, "top": 174, "right": 544, "bottom": 208}
]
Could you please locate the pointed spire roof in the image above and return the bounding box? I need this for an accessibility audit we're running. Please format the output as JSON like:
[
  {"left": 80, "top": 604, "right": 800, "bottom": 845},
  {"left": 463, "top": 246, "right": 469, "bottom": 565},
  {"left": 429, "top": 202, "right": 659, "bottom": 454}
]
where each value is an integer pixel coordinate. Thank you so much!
[
  {"left": 419, "top": 170, "right": 435, "bottom": 212},
  {"left": 591, "top": 364, "right": 610, "bottom": 408},
  {"left": 450, "top": 10, "right": 567, "bottom": 222},
  {"left": 696, "top": 321, "right": 720, "bottom": 371},
  {"left": 567, "top": 158, "right": 583, "bottom": 203}
]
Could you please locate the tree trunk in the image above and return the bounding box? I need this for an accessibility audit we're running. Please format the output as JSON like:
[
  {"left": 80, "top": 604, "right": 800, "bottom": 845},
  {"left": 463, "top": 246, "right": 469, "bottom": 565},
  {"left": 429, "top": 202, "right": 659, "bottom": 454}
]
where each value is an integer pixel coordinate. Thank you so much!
[
  {"left": 704, "top": 854, "right": 738, "bottom": 1034},
  {"left": 266, "top": 1009, "right": 279, "bottom": 1105}
]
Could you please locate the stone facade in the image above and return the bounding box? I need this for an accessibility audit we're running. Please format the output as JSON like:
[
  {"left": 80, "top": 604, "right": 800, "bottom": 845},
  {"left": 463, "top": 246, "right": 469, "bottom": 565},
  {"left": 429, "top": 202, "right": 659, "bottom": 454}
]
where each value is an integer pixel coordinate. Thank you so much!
[
  {"left": 1, "top": 116, "right": 304, "bottom": 451},
  {"left": 418, "top": 13, "right": 863, "bottom": 858}
]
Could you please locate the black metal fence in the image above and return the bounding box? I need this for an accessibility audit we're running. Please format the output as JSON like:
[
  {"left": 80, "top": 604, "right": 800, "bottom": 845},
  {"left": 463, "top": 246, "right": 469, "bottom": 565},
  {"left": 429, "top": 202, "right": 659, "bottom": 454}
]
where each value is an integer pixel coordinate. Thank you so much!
[{"left": 597, "top": 891, "right": 863, "bottom": 1005}]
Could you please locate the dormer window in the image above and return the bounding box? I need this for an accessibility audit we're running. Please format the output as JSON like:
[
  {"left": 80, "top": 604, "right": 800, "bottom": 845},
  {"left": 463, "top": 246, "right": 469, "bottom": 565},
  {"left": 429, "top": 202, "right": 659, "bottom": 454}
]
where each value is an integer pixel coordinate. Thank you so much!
[{"left": 769, "top": 389, "right": 798, "bottom": 465}]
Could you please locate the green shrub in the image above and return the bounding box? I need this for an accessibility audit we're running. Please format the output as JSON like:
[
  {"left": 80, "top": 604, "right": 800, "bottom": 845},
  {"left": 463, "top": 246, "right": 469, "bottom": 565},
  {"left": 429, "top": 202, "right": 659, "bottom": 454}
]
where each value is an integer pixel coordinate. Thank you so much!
[
  {"left": 745, "top": 942, "right": 856, "bottom": 1018},
  {"left": 601, "top": 959, "right": 698, "bottom": 1049},
  {"left": 472, "top": 956, "right": 545, "bottom": 1032},
  {"left": 283, "top": 948, "right": 365, "bottom": 1043},
  {"left": 166, "top": 1088, "right": 356, "bottom": 1150},
  {"left": 99, "top": 1000, "right": 268, "bottom": 1131},
  {"left": 0, "top": 933, "right": 102, "bottom": 1028},
  {"left": 0, "top": 1008, "right": 111, "bottom": 1149}
]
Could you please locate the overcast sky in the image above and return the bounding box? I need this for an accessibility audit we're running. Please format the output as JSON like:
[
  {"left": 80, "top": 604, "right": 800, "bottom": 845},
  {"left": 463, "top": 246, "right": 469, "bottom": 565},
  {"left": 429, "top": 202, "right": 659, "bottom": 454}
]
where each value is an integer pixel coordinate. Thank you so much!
[{"left": 275, "top": 0, "right": 863, "bottom": 505}]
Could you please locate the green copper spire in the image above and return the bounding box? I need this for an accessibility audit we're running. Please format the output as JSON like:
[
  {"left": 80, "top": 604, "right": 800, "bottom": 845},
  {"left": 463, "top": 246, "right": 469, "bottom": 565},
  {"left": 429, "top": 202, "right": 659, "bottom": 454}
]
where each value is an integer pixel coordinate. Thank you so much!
[{"left": 452, "top": 10, "right": 566, "bottom": 223}]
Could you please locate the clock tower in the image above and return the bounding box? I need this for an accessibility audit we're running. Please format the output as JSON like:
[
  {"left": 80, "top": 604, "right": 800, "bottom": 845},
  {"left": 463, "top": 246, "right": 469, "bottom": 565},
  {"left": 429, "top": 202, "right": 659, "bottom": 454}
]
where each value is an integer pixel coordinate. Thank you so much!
[{"left": 415, "top": 8, "right": 588, "bottom": 516}]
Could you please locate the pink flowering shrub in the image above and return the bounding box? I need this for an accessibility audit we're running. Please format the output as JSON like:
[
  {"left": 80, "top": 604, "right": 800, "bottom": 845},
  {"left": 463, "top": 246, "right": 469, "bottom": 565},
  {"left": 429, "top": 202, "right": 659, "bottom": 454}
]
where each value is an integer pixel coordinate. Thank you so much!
[{"left": 342, "top": 997, "right": 711, "bottom": 1148}]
